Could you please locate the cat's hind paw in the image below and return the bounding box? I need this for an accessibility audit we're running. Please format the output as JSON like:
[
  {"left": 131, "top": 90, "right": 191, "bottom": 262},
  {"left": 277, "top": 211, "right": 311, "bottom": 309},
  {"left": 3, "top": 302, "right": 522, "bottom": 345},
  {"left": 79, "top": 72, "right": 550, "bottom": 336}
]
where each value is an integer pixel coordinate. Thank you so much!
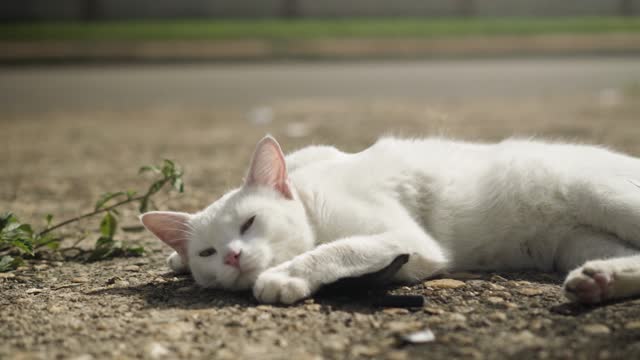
[
  {"left": 253, "top": 267, "right": 312, "bottom": 305},
  {"left": 563, "top": 263, "right": 612, "bottom": 304}
]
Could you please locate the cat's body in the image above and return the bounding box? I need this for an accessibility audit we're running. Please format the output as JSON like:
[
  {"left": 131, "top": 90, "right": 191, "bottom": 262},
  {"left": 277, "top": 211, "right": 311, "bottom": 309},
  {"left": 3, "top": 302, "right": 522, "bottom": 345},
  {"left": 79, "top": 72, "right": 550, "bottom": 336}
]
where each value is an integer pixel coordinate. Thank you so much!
[{"left": 142, "top": 136, "right": 640, "bottom": 304}]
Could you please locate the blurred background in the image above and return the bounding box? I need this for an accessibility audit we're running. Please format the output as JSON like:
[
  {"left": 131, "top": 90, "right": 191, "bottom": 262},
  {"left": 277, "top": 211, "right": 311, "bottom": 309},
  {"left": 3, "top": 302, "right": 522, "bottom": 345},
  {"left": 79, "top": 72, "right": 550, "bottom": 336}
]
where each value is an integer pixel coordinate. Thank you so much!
[
  {"left": 1, "top": 0, "right": 640, "bottom": 215},
  {"left": 1, "top": 3, "right": 640, "bottom": 358}
]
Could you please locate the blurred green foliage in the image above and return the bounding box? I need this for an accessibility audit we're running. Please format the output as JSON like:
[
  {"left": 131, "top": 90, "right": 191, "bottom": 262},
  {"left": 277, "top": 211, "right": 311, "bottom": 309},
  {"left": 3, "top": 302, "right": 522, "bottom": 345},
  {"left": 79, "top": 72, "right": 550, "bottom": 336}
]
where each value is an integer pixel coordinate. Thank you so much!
[{"left": 1, "top": 17, "right": 639, "bottom": 41}]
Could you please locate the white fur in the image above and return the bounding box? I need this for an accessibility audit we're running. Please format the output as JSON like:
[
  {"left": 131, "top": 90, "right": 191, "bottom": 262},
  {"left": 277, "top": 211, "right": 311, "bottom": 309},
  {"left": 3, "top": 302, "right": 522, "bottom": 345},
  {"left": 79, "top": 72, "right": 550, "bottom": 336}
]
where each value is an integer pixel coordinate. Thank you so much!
[{"left": 146, "top": 136, "right": 640, "bottom": 304}]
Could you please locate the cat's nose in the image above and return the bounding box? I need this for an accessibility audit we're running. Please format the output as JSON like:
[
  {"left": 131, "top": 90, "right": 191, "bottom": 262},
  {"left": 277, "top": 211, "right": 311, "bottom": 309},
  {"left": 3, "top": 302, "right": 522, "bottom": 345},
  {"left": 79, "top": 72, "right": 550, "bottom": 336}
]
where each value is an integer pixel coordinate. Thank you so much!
[{"left": 224, "top": 250, "right": 242, "bottom": 268}]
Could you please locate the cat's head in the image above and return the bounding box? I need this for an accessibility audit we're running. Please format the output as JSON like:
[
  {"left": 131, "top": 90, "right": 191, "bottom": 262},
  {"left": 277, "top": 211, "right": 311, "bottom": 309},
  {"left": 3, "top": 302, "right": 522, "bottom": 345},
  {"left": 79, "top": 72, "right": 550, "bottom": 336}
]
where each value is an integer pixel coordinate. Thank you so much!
[{"left": 140, "top": 136, "right": 314, "bottom": 290}]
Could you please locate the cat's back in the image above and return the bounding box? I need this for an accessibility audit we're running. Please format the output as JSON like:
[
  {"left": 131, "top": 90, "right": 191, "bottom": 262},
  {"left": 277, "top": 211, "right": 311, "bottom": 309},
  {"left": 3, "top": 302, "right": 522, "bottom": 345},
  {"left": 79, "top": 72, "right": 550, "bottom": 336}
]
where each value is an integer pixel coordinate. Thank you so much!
[
  {"left": 288, "top": 137, "right": 492, "bottom": 184},
  {"left": 285, "top": 144, "right": 347, "bottom": 173}
]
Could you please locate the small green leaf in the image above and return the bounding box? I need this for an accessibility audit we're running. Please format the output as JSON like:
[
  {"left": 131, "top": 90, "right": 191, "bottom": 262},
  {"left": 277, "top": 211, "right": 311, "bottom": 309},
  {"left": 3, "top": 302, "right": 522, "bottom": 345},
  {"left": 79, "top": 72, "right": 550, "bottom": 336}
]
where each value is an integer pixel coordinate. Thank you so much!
[
  {"left": 45, "top": 240, "right": 60, "bottom": 250},
  {"left": 0, "top": 212, "right": 14, "bottom": 230},
  {"left": 161, "top": 159, "right": 183, "bottom": 181},
  {"left": 139, "top": 165, "right": 160, "bottom": 174},
  {"left": 11, "top": 238, "right": 33, "bottom": 255},
  {"left": 0, "top": 255, "right": 14, "bottom": 271},
  {"left": 126, "top": 246, "right": 145, "bottom": 256},
  {"left": 45, "top": 214, "right": 53, "bottom": 228},
  {"left": 125, "top": 190, "right": 137, "bottom": 200},
  {"left": 0, "top": 255, "right": 22, "bottom": 272},
  {"left": 100, "top": 212, "right": 117, "bottom": 239},
  {"left": 5, "top": 222, "right": 21, "bottom": 232},
  {"left": 172, "top": 177, "right": 184, "bottom": 193},
  {"left": 34, "top": 233, "right": 60, "bottom": 250},
  {"left": 16, "top": 223, "right": 33, "bottom": 233}
]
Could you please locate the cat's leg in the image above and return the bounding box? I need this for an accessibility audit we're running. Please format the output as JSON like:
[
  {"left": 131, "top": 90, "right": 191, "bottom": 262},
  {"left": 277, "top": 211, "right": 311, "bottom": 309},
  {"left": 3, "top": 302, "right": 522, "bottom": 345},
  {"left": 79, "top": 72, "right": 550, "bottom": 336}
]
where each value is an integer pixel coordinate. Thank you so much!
[
  {"left": 556, "top": 230, "right": 640, "bottom": 303},
  {"left": 572, "top": 176, "right": 640, "bottom": 247},
  {"left": 253, "top": 229, "right": 448, "bottom": 304},
  {"left": 167, "top": 251, "right": 189, "bottom": 274}
]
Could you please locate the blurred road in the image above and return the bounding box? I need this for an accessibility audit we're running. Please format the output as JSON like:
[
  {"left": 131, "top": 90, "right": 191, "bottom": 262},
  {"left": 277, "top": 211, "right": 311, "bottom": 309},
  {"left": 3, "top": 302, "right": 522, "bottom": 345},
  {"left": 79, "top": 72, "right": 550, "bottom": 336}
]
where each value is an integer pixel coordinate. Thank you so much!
[{"left": 1, "top": 57, "right": 639, "bottom": 114}]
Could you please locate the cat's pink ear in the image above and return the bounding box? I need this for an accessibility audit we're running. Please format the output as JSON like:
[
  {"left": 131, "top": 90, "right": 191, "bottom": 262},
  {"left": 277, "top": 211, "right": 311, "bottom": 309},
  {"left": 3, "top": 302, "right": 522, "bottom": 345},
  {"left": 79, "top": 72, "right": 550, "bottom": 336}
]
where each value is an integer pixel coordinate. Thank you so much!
[
  {"left": 140, "top": 211, "right": 191, "bottom": 259},
  {"left": 245, "top": 135, "right": 293, "bottom": 199}
]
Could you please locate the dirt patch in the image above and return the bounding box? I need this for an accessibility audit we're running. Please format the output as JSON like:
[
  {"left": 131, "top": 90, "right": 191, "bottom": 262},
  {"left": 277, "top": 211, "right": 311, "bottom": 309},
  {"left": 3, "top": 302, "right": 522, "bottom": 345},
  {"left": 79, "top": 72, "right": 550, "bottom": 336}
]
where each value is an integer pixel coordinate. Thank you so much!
[{"left": 2, "top": 92, "right": 640, "bottom": 359}]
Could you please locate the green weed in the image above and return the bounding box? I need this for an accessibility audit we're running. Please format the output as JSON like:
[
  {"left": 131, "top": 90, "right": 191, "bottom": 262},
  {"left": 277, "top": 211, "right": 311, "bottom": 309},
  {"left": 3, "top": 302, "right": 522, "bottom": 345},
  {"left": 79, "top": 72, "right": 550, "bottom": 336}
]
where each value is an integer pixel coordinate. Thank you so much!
[{"left": 0, "top": 159, "right": 184, "bottom": 271}]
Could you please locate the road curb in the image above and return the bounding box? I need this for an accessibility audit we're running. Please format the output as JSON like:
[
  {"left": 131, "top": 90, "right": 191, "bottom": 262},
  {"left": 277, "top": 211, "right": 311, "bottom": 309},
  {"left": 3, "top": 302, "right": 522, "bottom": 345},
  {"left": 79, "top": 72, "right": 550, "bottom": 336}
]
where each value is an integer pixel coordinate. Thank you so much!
[{"left": 2, "top": 33, "right": 640, "bottom": 63}]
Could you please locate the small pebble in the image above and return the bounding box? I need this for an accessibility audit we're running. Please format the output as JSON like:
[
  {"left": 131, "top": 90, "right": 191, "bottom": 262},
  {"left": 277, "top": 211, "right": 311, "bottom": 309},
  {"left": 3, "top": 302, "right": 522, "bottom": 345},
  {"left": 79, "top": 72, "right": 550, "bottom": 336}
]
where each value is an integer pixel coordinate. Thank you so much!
[
  {"left": 305, "top": 304, "right": 322, "bottom": 311},
  {"left": 71, "top": 277, "right": 89, "bottom": 283},
  {"left": 383, "top": 308, "right": 410, "bottom": 315},
  {"left": 488, "top": 283, "right": 506, "bottom": 291},
  {"left": 123, "top": 265, "right": 140, "bottom": 272},
  {"left": 402, "top": 329, "right": 436, "bottom": 344},
  {"left": 488, "top": 312, "right": 508, "bottom": 322},
  {"left": 486, "top": 296, "right": 505, "bottom": 305},
  {"left": 387, "top": 350, "right": 409, "bottom": 360},
  {"left": 26, "top": 288, "right": 43, "bottom": 294},
  {"left": 386, "top": 321, "right": 422, "bottom": 333},
  {"left": 503, "top": 302, "right": 519, "bottom": 309},
  {"left": 48, "top": 305, "right": 64, "bottom": 314},
  {"left": 0, "top": 273, "right": 15, "bottom": 279},
  {"left": 490, "top": 275, "right": 508, "bottom": 282},
  {"left": 624, "top": 321, "right": 640, "bottom": 330},
  {"left": 146, "top": 342, "right": 170, "bottom": 359},
  {"left": 517, "top": 287, "right": 543, "bottom": 296},
  {"left": 448, "top": 313, "right": 467, "bottom": 322},
  {"left": 583, "top": 324, "right": 611, "bottom": 335},
  {"left": 323, "top": 339, "right": 346, "bottom": 352},
  {"left": 424, "top": 306, "right": 445, "bottom": 315},
  {"left": 215, "top": 349, "right": 236, "bottom": 360},
  {"left": 424, "top": 279, "right": 466, "bottom": 289},
  {"left": 70, "top": 355, "right": 94, "bottom": 360},
  {"left": 447, "top": 272, "right": 483, "bottom": 280},
  {"left": 350, "top": 344, "right": 380, "bottom": 357}
]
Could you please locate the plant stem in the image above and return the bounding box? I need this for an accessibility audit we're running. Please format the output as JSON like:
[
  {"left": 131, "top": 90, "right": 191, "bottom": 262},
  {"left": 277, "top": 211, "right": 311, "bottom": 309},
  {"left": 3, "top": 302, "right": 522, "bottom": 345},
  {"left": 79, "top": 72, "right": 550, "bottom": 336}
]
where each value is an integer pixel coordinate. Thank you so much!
[
  {"left": 38, "top": 195, "right": 145, "bottom": 237},
  {"left": 33, "top": 236, "right": 65, "bottom": 250}
]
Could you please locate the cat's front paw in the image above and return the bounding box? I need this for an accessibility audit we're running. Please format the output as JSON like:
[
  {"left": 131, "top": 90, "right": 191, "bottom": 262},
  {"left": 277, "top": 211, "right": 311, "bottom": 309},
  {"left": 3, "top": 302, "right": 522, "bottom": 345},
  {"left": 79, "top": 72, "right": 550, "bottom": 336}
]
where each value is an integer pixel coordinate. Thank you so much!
[
  {"left": 563, "top": 262, "right": 613, "bottom": 304},
  {"left": 167, "top": 251, "right": 189, "bottom": 274},
  {"left": 253, "top": 266, "right": 313, "bottom": 305}
]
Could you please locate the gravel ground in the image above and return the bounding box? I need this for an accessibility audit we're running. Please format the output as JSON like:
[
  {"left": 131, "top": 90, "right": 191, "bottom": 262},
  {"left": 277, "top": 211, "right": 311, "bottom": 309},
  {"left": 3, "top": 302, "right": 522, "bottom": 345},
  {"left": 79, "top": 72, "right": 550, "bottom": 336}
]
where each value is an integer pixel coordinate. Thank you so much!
[{"left": 2, "top": 78, "right": 640, "bottom": 359}]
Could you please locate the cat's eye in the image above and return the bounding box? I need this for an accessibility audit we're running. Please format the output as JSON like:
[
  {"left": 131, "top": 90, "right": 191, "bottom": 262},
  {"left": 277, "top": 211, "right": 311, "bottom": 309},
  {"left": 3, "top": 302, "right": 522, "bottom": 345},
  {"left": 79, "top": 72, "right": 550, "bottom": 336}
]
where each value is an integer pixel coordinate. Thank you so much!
[
  {"left": 240, "top": 215, "right": 256, "bottom": 235},
  {"left": 199, "top": 248, "right": 217, "bottom": 257}
]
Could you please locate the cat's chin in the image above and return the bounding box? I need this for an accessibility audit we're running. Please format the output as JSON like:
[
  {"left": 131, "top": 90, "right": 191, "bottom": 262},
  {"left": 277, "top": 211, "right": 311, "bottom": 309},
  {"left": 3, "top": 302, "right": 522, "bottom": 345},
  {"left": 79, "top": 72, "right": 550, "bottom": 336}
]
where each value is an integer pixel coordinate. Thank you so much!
[{"left": 199, "top": 270, "right": 260, "bottom": 291}]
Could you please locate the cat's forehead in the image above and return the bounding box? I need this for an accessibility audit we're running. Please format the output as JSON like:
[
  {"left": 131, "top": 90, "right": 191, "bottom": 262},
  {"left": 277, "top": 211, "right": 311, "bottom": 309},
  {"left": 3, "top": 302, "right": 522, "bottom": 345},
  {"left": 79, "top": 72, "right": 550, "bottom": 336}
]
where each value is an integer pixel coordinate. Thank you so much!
[{"left": 192, "top": 187, "right": 281, "bottom": 227}]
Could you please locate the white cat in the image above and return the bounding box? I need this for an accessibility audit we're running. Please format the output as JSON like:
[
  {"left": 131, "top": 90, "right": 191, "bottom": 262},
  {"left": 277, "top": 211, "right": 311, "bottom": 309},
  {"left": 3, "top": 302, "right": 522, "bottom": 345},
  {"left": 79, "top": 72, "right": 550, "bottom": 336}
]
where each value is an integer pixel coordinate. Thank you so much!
[{"left": 141, "top": 136, "right": 640, "bottom": 305}]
